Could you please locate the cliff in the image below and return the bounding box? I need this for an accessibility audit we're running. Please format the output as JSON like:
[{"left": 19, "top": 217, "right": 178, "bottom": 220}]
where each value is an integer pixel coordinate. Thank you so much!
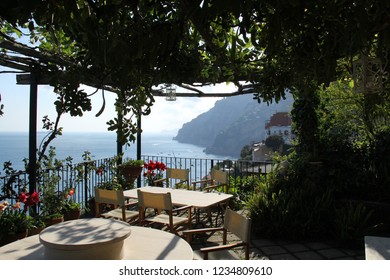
[{"left": 174, "top": 93, "right": 294, "bottom": 157}]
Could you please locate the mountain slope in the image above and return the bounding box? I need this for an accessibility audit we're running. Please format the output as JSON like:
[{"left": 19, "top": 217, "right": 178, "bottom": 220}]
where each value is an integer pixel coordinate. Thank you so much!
[
  {"left": 174, "top": 93, "right": 293, "bottom": 157},
  {"left": 173, "top": 95, "right": 250, "bottom": 147}
]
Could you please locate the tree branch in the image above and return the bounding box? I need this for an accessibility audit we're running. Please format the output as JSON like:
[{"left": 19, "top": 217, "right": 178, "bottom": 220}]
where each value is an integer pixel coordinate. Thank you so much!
[{"left": 178, "top": 83, "right": 205, "bottom": 95}]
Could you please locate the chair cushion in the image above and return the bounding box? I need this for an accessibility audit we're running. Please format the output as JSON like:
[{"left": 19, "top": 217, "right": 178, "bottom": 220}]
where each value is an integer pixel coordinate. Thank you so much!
[
  {"left": 101, "top": 208, "right": 138, "bottom": 222},
  {"left": 145, "top": 214, "right": 188, "bottom": 226}
]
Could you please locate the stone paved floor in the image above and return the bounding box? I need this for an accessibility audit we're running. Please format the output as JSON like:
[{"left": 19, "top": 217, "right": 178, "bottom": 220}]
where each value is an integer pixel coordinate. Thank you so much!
[
  {"left": 85, "top": 211, "right": 366, "bottom": 260},
  {"left": 187, "top": 211, "right": 366, "bottom": 260},
  {"left": 188, "top": 230, "right": 365, "bottom": 260}
]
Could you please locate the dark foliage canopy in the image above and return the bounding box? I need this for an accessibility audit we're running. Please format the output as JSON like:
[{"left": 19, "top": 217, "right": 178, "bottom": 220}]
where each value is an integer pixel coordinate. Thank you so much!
[{"left": 1, "top": 0, "right": 389, "bottom": 145}]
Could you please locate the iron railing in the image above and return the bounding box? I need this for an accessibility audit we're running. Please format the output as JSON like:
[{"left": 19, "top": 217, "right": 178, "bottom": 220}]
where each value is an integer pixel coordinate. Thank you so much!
[
  {"left": 141, "top": 155, "right": 272, "bottom": 185},
  {"left": 0, "top": 155, "right": 273, "bottom": 211}
]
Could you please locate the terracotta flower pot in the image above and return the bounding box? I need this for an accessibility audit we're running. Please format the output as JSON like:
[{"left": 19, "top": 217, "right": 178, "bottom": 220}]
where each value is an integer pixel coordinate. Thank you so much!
[
  {"left": 44, "top": 215, "right": 64, "bottom": 227},
  {"left": 119, "top": 165, "right": 143, "bottom": 187},
  {"left": 29, "top": 226, "right": 45, "bottom": 236},
  {"left": 63, "top": 209, "right": 81, "bottom": 221}
]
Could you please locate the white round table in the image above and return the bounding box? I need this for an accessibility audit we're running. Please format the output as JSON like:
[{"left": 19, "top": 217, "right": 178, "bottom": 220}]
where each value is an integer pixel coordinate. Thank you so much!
[
  {"left": 0, "top": 218, "right": 193, "bottom": 260},
  {"left": 39, "top": 218, "right": 131, "bottom": 260}
]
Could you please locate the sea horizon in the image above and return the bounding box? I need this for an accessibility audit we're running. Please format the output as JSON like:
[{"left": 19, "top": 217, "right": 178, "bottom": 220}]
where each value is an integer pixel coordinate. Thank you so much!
[{"left": 0, "top": 131, "right": 232, "bottom": 172}]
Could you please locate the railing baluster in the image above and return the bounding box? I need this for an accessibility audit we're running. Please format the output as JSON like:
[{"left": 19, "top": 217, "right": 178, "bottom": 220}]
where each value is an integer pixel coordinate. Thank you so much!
[{"left": 83, "top": 162, "right": 89, "bottom": 209}]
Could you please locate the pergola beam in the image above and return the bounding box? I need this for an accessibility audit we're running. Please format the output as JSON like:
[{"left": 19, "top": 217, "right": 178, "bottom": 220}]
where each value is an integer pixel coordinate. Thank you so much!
[
  {"left": 16, "top": 73, "right": 258, "bottom": 97},
  {"left": 1, "top": 40, "right": 263, "bottom": 97},
  {"left": 151, "top": 89, "right": 255, "bottom": 98},
  {"left": 0, "top": 57, "right": 31, "bottom": 72},
  {"left": 0, "top": 40, "right": 71, "bottom": 67},
  {"left": 16, "top": 73, "right": 51, "bottom": 85}
]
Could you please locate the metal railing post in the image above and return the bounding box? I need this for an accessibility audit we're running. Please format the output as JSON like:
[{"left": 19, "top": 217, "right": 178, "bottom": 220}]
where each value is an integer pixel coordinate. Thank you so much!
[{"left": 84, "top": 162, "right": 89, "bottom": 209}]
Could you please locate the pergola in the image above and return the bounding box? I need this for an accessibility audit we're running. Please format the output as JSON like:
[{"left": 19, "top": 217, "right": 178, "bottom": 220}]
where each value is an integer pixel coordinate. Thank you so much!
[
  {"left": 0, "top": 39, "right": 258, "bottom": 192},
  {"left": 1, "top": 0, "right": 388, "bottom": 194}
]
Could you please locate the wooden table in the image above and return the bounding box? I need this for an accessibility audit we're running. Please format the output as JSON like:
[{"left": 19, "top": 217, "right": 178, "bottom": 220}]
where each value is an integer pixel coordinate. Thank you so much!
[
  {"left": 124, "top": 186, "right": 233, "bottom": 210},
  {"left": 0, "top": 218, "right": 193, "bottom": 260},
  {"left": 365, "top": 236, "right": 390, "bottom": 260}
]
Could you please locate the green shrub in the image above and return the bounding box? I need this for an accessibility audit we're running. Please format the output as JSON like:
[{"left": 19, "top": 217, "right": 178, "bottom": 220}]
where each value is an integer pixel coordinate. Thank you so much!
[
  {"left": 333, "top": 201, "right": 375, "bottom": 247},
  {"left": 247, "top": 181, "right": 335, "bottom": 239},
  {"left": 246, "top": 81, "right": 390, "bottom": 242},
  {"left": 247, "top": 154, "right": 336, "bottom": 240},
  {"left": 229, "top": 175, "right": 267, "bottom": 207},
  {"left": 370, "top": 128, "right": 390, "bottom": 201}
]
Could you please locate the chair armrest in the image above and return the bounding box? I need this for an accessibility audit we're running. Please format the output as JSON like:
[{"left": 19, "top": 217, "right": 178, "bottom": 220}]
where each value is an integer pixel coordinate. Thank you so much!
[
  {"left": 153, "top": 178, "right": 166, "bottom": 184},
  {"left": 192, "top": 179, "right": 213, "bottom": 185},
  {"left": 200, "top": 242, "right": 245, "bottom": 253},
  {"left": 205, "top": 184, "right": 226, "bottom": 193},
  {"left": 174, "top": 179, "right": 189, "bottom": 189},
  {"left": 191, "top": 179, "right": 213, "bottom": 191},
  {"left": 183, "top": 227, "right": 224, "bottom": 235},
  {"left": 204, "top": 184, "right": 219, "bottom": 191},
  {"left": 182, "top": 227, "right": 224, "bottom": 242}
]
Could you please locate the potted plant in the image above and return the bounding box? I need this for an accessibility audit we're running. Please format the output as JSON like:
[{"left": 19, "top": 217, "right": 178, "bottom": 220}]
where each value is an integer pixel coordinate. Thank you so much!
[
  {"left": 40, "top": 190, "right": 64, "bottom": 226},
  {"left": 39, "top": 175, "right": 65, "bottom": 226},
  {"left": 143, "top": 160, "right": 166, "bottom": 186},
  {"left": 18, "top": 190, "right": 45, "bottom": 236},
  {"left": 0, "top": 200, "right": 33, "bottom": 246},
  {"left": 29, "top": 215, "right": 46, "bottom": 236},
  {"left": 36, "top": 153, "right": 65, "bottom": 225},
  {"left": 118, "top": 159, "right": 145, "bottom": 187},
  {"left": 62, "top": 188, "right": 81, "bottom": 221}
]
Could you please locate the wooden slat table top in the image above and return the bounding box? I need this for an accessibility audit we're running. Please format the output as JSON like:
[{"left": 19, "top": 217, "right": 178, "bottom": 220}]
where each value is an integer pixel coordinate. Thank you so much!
[{"left": 124, "top": 186, "right": 233, "bottom": 209}]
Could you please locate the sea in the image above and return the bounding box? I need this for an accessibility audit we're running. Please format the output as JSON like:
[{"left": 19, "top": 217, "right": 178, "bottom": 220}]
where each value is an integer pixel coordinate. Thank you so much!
[{"left": 0, "top": 131, "right": 231, "bottom": 172}]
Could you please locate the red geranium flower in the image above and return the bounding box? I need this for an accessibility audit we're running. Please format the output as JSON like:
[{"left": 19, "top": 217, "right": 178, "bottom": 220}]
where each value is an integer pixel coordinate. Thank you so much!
[
  {"left": 145, "top": 160, "right": 156, "bottom": 171},
  {"left": 18, "top": 192, "right": 27, "bottom": 203},
  {"left": 155, "top": 161, "right": 166, "bottom": 171},
  {"left": 17, "top": 190, "right": 40, "bottom": 212},
  {"left": 30, "top": 191, "right": 40, "bottom": 203},
  {"left": 143, "top": 160, "right": 166, "bottom": 185}
]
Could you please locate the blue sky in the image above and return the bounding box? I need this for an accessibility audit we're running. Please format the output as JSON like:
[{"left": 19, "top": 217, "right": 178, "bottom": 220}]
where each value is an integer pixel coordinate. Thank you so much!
[{"left": 0, "top": 67, "right": 236, "bottom": 135}]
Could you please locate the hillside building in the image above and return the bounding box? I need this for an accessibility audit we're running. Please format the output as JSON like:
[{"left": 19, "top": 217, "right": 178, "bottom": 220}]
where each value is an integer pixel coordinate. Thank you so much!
[
  {"left": 265, "top": 112, "right": 294, "bottom": 145},
  {"left": 252, "top": 112, "right": 294, "bottom": 161}
]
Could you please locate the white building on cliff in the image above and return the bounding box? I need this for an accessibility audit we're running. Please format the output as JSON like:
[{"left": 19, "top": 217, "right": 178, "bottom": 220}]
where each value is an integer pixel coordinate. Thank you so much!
[
  {"left": 265, "top": 112, "right": 293, "bottom": 145},
  {"left": 252, "top": 112, "right": 294, "bottom": 161}
]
